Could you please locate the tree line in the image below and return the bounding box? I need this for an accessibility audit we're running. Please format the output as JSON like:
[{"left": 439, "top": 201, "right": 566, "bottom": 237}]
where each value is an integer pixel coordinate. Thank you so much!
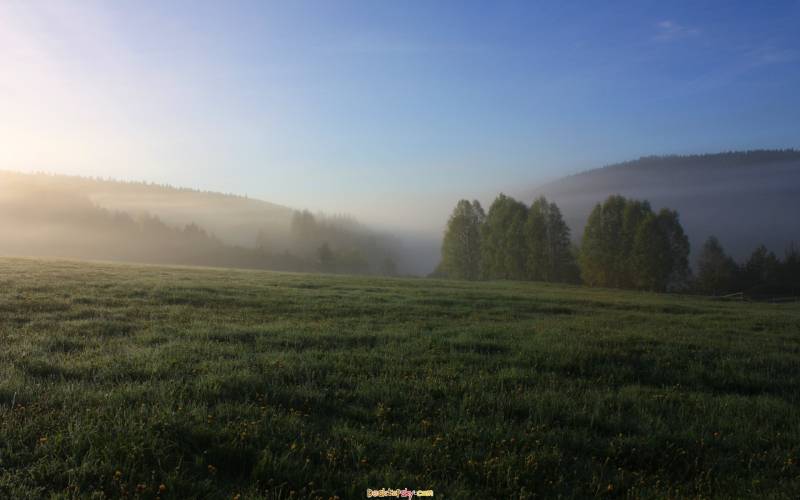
[
  {"left": 0, "top": 190, "right": 399, "bottom": 276},
  {"left": 695, "top": 238, "right": 800, "bottom": 298},
  {"left": 268, "top": 210, "right": 398, "bottom": 276},
  {"left": 435, "top": 195, "right": 581, "bottom": 283},
  {"left": 436, "top": 193, "right": 798, "bottom": 296}
]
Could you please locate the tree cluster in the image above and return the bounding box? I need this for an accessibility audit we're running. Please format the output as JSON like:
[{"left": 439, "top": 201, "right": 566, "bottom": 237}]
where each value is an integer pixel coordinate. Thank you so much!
[
  {"left": 695, "top": 237, "right": 800, "bottom": 298},
  {"left": 438, "top": 192, "right": 800, "bottom": 298},
  {"left": 280, "top": 210, "right": 398, "bottom": 276},
  {"left": 437, "top": 194, "right": 579, "bottom": 283},
  {"left": 438, "top": 194, "right": 690, "bottom": 292},
  {"left": 0, "top": 191, "right": 398, "bottom": 276},
  {"left": 580, "top": 195, "right": 690, "bottom": 291}
]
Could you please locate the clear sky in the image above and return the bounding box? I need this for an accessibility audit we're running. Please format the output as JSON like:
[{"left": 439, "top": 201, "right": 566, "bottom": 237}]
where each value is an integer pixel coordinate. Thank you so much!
[{"left": 1, "top": 1, "right": 799, "bottom": 233}]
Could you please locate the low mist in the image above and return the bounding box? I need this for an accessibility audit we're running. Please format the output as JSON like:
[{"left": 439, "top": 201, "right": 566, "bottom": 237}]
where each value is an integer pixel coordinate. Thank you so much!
[
  {"left": 2, "top": 150, "right": 798, "bottom": 278},
  {"left": 0, "top": 171, "right": 438, "bottom": 276}
]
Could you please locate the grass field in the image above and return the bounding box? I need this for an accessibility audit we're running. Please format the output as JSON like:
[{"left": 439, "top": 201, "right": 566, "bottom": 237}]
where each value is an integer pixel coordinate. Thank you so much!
[{"left": 0, "top": 257, "right": 799, "bottom": 499}]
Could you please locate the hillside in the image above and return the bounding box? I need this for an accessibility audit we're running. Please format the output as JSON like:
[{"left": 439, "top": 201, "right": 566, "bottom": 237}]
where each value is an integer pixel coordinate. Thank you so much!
[
  {"left": 0, "top": 171, "right": 294, "bottom": 247},
  {"left": 0, "top": 171, "right": 403, "bottom": 275},
  {"left": 1, "top": 257, "right": 798, "bottom": 497},
  {"left": 4, "top": 149, "right": 799, "bottom": 276},
  {"left": 525, "top": 150, "right": 800, "bottom": 260}
]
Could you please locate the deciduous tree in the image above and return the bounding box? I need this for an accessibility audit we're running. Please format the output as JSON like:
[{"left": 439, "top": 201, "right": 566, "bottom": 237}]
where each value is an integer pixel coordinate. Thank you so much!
[{"left": 440, "top": 199, "right": 485, "bottom": 280}]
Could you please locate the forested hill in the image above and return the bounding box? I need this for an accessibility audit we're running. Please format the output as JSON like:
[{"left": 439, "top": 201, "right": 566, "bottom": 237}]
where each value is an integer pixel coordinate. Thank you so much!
[
  {"left": 0, "top": 171, "right": 403, "bottom": 275},
  {"left": 0, "top": 171, "right": 294, "bottom": 247},
  {"left": 526, "top": 150, "right": 800, "bottom": 260}
]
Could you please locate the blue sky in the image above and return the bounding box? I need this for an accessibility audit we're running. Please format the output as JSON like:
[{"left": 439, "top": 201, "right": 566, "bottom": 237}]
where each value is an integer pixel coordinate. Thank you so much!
[{"left": 1, "top": 1, "right": 798, "bottom": 231}]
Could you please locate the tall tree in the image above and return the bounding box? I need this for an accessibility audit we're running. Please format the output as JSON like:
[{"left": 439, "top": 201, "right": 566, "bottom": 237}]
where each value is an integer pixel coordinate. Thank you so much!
[
  {"left": 632, "top": 213, "right": 671, "bottom": 291},
  {"left": 696, "top": 236, "right": 739, "bottom": 295},
  {"left": 524, "top": 197, "right": 578, "bottom": 283},
  {"left": 742, "top": 244, "right": 780, "bottom": 291},
  {"left": 580, "top": 195, "right": 627, "bottom": 287},
  {"left": 783, "top": 243, "right": 800, "bottom": 294},
  {"left": 291, "top": 210, "right": 317, "bottom": 242},
  {"left": 656, "top": 209, "right": 691, "bottom": 290},
  {"left": 620, "top": 199, "right": 652, "bottom": 287},
  {"left": 631, "top": 209, "right": 691, "bottom": 291},
  {"left": 481, "top": 194, "right": 528, "bottom": 280},
  {"left": 440, "top": 199, "right": 485, "bottom": 280},
  {"left": 545, "top": 201, "right": 579, "bottom": 283},
  {"left": 581, "top": 195, "right": 689, "bottom": 291},
  {"left": 524, "top": 197, "right": 549, "bottom": 281}
]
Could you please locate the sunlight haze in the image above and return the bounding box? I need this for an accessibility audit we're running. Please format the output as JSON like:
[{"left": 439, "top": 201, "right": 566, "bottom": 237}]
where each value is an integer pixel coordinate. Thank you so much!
[{"left": 1, "top": 1, "right": 799, "bottom": 233}]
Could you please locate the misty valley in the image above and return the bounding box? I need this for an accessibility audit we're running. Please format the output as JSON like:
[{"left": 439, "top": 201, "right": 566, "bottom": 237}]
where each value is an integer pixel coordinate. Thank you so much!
[
  {"left": 2, "top": 2, "right": 800, "bottom": 498},
  {"left": 2, "top": 150, "right": 799, "bottom": 299},
  {"left": 1, "top": 150, "right": 799, "bottom": 498}
]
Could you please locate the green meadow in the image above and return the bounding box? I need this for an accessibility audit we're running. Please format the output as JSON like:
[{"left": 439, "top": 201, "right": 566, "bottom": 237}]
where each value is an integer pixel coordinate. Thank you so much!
[{"left": 0, "top": 257, "right": 798, "bottom": 499}]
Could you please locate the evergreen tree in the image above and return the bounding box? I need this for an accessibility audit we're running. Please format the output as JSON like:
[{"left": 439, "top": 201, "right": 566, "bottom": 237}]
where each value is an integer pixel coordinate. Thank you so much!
[
  {"left": 783, "top": 243, "right": 800, "bottom": 294},
  {"left": 742, "top": 245, "right": 780, "bottom": 290},
  {"left": 696, "top": 236, "right": 739, "bottom": 295},
  {"left": 656, "top": 209, "right": 691, "bottom": 290}
]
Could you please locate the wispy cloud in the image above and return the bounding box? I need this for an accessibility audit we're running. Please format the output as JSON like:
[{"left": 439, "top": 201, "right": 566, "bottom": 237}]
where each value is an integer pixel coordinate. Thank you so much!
[
  {"left": 653, "top": 20, "right": 700, "bottom": 42},
  {"left": 743, "top": 45, "right": 797, "bottom": 66}
]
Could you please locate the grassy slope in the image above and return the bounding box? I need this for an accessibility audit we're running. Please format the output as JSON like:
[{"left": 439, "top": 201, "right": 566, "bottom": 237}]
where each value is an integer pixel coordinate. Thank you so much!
[{"left": 0, "top": 258, "right": 798, "bottom": 499}]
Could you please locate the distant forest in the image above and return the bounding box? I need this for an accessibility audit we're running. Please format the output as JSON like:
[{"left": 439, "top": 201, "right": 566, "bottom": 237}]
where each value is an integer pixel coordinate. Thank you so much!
[
  {"left": 436, "top": 192, "right": 800, "bottom": 298},
  {"left": 526, "top": 149, "right": 800, "bottom": 264},
  {"left": 592, "top": 149, "right": 800, "bottom": 172},
  {"left": 0, "top": 182, "right": 399, "bottom": 276},
  {"left": 2, "top": 149, "right": 798, "bottom": 283}
]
